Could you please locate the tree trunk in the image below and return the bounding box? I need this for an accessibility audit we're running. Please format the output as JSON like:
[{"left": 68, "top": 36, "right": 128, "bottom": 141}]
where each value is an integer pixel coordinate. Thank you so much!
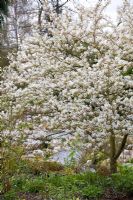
[
  {"left": 110, "top": 158, "right": 117, "bottom": 173},
  {"left": 109, "top": 133, "right": 117, "bottom": 173},
  {"left": 109, "top": 133, "right": 128, "bottom": 174}
]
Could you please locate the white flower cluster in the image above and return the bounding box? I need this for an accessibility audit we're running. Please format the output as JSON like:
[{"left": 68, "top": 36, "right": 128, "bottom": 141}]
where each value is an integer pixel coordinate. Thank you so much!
[{"left": 0, "top": 0, "right": 133, "bottom": 154}]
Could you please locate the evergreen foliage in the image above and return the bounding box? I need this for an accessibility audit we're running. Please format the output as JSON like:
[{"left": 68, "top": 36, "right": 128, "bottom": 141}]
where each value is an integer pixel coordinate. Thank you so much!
[{"left": 0, "top": 0, "right": 8, "bottom": 27}]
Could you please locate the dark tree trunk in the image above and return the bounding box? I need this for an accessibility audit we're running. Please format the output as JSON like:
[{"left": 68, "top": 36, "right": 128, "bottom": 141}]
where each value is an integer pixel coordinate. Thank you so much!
[{"left": 110, "top": 158, "right": 117, "bottom": 173}]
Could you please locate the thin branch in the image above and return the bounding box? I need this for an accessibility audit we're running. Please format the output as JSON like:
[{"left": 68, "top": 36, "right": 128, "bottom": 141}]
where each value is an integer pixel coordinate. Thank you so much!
[
  {"left": 38, "top": 0, "right": 43, "bottom": 5},
  {"left": 59, "top": 0, "right": 69, "bottom": 8},
  {"left": 44, "top": 130, "right": 73, "bottom": 139}
]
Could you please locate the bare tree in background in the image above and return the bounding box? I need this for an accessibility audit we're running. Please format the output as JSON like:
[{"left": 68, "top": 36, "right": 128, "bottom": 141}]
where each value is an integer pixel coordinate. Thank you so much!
[
  {"left": 0, "top": 0, "right": 34, "bottom": 70},
  {"left": 0, "top": 0, "right": 70, "bottom": 48},
  {"left": 7, "top": 0, "right": 34, "bottom": 48},
  {"left": 0, "top": 0, "right": 39, "bottom": 48},
  {"left": 37, "top": 0, "right": 70, "bottom": 33}
]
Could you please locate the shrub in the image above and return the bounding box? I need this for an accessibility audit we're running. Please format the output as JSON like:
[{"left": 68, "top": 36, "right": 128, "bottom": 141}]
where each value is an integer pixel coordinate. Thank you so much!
[
  {"left": 112, "top": 166, "right": 133, "bottom": 195},
  {"left": 2, "top": 190, "right": 18, "bottom": 200},
  {"left": 27, "top": 160, "right": 64, "bottom": 175},
  {"left": 0, "top": 137, "right": 27, "bottom": 193},
  {"left": 81, "top": 185, "right": 103, "bottom": 199},
  {"left": 2, "top": 165, "right": 133, "bottom": 200},
  {"left": 23, "top": 178, "right": 45, "bottom": 193}
]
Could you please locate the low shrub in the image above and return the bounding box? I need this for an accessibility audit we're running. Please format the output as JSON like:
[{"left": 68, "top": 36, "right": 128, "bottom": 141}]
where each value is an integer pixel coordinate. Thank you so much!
[
  {"left": 112, "top": 165, "right": 133, "bottom": 195},
  {"left": 27, "top": 160, "right": 64, "bottom": 175},
  {"left": 2, "top": 190, "right": 18, "bottom": 200},
  {"left": 2, "top": 163, "right": 133, "bottom": 200},
  {"left": 81, "top": 185, "right": 103, "bottom": 199},
  {"left": 24, "top": 178, "right": 45, "bottom": 193}
]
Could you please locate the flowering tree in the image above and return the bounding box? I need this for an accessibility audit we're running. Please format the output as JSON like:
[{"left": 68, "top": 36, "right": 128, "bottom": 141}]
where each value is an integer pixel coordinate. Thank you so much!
[{"left": 0, "top": 0, "right": 133, "bottom": 173}]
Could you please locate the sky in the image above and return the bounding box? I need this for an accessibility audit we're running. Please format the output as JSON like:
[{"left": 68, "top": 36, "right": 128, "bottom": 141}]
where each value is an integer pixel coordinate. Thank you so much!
[
  {"left": 81, "top": 0, "right": 123, "bottom": 20},
  {"left": 102, "top": 0, "right": 123, "bottom": 19},
  {"left": 102, "top": 0, "right": 123, "bottom": 20},
  {"left": 67, "top": 0, "right": 125, "bottom": 21}
]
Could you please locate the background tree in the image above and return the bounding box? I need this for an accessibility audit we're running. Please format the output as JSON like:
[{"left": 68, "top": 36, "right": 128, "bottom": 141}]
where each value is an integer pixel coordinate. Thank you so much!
[
  {"left": 37, "top": 0, "right": 70, "bottom": 33},
  {"left": 0, "top": 0, "right": 8, "bottom": 27}
]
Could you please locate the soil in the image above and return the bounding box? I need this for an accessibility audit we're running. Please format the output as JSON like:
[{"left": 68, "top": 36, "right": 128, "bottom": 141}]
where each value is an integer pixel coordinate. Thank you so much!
[
  {"left": 1, "top": 190, "right": 133, "bottom": 200},
  {"left": 18, "top": 192, "right": 45, "bottom": 200},
  {"left": 101, "top": 189, "right": 133, "bottom": 200},
  {"left": 17, "top": 190, "right": 133, "bottom": 200}
]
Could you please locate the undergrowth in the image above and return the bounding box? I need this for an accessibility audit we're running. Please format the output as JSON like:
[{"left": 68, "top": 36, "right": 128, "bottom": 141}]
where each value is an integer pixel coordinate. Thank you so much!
[{"left": 0, "top": 165, "right": 133, "bottom": 200}]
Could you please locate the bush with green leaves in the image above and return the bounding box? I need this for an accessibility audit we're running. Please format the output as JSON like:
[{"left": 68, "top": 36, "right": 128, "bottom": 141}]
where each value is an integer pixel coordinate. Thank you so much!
[
  {"left": 81, "top": 185, "right": 103, "bottom": 199},
  {"left": 1, "top": 167, "right": 133, "bottom": 200},
  {"left": 0, "top": 136, "right": 28, "bottom": 194},
  {"left": 112, "top": 165, "right": 133, "bottom": 195}
]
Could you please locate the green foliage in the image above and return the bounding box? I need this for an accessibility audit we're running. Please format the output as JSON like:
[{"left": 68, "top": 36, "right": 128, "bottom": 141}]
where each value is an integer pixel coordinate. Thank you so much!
[
  {"left": 10, "top": 176, "right": 25, "bottom": 191},
  {"left": 127, "top": 158, "right": 133, "bottom": 163},
  {"left": 2, "top": 167, "right": 133, "bottom": 200},
  {"left": 1, "top": 143, "right": 133, "bottom": 200},
  {"left": 0, "top": 0, "right": 8, "bottom": 15},
  {"left": 2, "top": 190, "right": 18, "bottom": 200},
  {"left": 1, "top": 172, "right": 104, "bottom": 199},
  {"left": 81, "top": 185, "right": 103, "bottom": 199},
  {"left": 64, "top": 150, "right": 77, "bottom": 168},
  {"left": 112, "top": 165, "right": 133, "bottom": 195},
  {"left": 24, "top": 178, "right": 45, "bottom": 193},
  {"left": 0, "top": 0, "right": 8, "bottom": 28},
  {"left": 1, "top": 141, "right": 26, "bottom": 174},
  {"left": 0, "top": 137, "right": 27, "bottom": 193},
  {"left": 122, "top": 67, "right": 133, "bottom": 76}
]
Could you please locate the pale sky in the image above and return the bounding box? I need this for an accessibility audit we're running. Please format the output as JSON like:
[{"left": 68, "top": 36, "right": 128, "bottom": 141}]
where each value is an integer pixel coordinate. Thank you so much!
[
  {"left": 67, "top": 0, "right": 133, "bottom": 21},
  {"left": 104, "top": 0, "right": 123, "bottom": 19},
  {"left": 83, "top": 0, "right": 133, "bottom": 20},
  {"left": 80, "top": 0, "right": 123, "bottom": 20}
]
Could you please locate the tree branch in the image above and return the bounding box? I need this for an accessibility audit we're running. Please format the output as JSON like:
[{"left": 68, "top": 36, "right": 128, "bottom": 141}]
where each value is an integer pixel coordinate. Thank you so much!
[
  {"left": 59, "top": 0, "right": 69, "bottom": 8},
  {"left": 38, "top": 0, "right": 43, "bottom": 5},
  {"left": 44, "top": 130, "right": 73, "bottom": 140},
  {"left": 114, "top": 134, "right": 128, "bottom": 160}
]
